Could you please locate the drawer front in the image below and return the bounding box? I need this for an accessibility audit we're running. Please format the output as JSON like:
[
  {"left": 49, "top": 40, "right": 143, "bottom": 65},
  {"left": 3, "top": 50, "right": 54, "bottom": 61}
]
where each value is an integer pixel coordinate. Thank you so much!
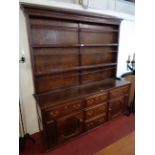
[
  {"left": 86, "top": 92, "right": 108, "bottom": 107},
  {"left": 46, "top": 100, "right": 84, "bottom": 120},
  {"left": 85, "top": 102, "right": 107, "bottom": 120},
  {"left": 85, "top": 114, "right": 107, "bottom": 131},
  {"left": 110, "top": 86, "right": 129, "bottom": 98}
]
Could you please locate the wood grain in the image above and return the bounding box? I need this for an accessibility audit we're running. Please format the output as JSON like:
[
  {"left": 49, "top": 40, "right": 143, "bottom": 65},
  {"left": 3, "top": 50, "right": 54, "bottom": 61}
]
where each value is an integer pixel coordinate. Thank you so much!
[{"left": 22, "top": 4, "right": 131, "bottom": 150}]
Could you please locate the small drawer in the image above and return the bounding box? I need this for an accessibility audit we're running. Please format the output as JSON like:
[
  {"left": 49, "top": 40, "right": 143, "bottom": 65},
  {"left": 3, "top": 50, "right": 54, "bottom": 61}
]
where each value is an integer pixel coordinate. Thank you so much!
[
  {"left": 45, "top": 100, "right": 84, "bottom": 120},
  {"left": 85, "top": 114, "right": 107, "bottom": 131},
  {"left": 85, "top": 102, "right": 107, "bottom": 120},
  {"left": 86, "top": 92, "right": 108, "bottom": 107},
  {"left": 110, "top": 86, "right": 129, "bottom": 98}
]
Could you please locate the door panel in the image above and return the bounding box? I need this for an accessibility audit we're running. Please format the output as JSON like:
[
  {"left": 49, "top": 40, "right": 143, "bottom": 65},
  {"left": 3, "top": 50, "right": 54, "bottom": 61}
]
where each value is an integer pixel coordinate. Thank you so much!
[
  {"left": 108, "top": 96, "right": 125, "bottom": 120},
  {"left": 57, "top": 112, "right": 84, "bottom": 143}
]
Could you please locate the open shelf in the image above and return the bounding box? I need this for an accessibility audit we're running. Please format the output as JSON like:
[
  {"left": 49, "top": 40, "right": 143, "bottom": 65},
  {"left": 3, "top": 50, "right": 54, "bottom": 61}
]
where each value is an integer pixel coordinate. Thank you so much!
[
  {"left": 80, "top": 29, "right": 119, "bottom": 33},
  {"left": 32, "top": 43, "right": 118, "bottom": 48},
  {"left": 34, "top": 50, "right": 118, "bottom": 56},
  {"left": 35, "top": 63, "right": 117, "bottom": 76}
]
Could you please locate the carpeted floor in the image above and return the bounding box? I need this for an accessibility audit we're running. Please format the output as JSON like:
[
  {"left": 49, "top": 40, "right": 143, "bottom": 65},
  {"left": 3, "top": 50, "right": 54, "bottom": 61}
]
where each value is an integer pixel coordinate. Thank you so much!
[{"left": 20, "top": 114, "right": 135, "bottom": 155}]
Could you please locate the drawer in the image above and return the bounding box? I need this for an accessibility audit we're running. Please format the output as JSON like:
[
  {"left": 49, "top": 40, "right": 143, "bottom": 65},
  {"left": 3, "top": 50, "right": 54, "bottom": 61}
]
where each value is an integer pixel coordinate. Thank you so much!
[
  {"left": 85, "top": 102, "right": 107, "bottom": 120},
  {"left": 45, "top": 100, "right": 84, "bottom": 120},
  {"left": 86, "top": 92, "right": 108, "bottom": 107},
  {"left": 85, "top": 114, "right": 107, "bottom": 131},
  {"left": 110, "top": 86, "right": 129, "bottom": 98}
]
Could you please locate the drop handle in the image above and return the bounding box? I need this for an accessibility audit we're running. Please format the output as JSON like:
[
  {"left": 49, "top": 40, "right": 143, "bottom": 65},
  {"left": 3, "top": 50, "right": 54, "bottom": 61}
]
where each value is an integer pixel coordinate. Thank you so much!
[
  {"left": 108, "top": 107, "right": 112, "bottom": 111},
  {"left": 79, "top": 118, "right": 83, "bottom": 123}
]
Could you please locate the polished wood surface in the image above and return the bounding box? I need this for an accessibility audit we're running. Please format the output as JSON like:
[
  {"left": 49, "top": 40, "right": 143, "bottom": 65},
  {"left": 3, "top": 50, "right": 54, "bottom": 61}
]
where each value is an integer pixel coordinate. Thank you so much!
[
  {"left": 95, "top": 132, "right": 135, "bottom": 155},
  {"left": 35, "top": 79, "right": 130, "bottom": 109},
  {"left": 22, "top": 4, "right": 130, "bottom": 150}
]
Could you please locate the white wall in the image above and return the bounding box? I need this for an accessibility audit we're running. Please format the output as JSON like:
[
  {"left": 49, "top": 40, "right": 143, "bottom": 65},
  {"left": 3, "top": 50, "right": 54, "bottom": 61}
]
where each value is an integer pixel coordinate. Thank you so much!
[
  {"left": 19, "top": 0, "right": 135, "bottom": 134},
  {"left": 46, "top": 0, "right": 135, "bottom": 14},
  {"left": 19, "top": 9, "right": 39, "bottom": 134},
  {"left": 117, "top": 20, "right": 135, "bottom": 77}
]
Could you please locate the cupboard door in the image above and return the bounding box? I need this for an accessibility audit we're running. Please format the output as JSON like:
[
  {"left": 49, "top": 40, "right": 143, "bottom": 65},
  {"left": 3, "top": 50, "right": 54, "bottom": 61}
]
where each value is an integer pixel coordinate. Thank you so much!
[
  {"left": 57, "top": 112, "right": 84, "bottom": 143},
  {"left": 108, "top": 96, "right": 125, "bottom": 120}
]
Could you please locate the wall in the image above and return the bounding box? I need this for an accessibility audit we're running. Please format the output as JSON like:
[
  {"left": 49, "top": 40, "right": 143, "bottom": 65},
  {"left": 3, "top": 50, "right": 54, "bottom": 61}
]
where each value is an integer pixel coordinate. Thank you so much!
[
  {"left": 19, "top": 9, "right": 39, "bottom": 134},
  {"left": 117, "top": 20, "right": 135, "bottom": 77},
  {"left": 48, "top": 0, "right": 135, "bottom": 14},
  {"left": 19, "top": 0, "right": 135, "bottom": 134}
]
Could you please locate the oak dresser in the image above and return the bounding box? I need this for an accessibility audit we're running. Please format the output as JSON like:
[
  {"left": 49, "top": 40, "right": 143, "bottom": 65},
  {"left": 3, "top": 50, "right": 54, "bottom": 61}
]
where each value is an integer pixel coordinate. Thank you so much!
[{"left": 22, "top": 4, "right": 131, "bottom": 150}]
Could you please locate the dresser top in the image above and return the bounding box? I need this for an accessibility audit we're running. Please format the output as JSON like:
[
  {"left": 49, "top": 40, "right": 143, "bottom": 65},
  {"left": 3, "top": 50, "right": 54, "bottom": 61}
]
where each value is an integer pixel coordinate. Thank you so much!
[{"left": 35, "top": 79, "right": 130, "bottom": 109}]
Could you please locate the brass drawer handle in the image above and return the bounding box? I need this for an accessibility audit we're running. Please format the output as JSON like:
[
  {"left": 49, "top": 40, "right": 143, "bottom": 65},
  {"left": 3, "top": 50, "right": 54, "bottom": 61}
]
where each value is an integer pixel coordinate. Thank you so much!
[
  {"left": 95, "top": 97, "right": 101, "bottom": 103},
  {"left": 50, "top": 110, "right": 59, "bottom": 117},
  {"left": 79, "top": 118, "right": 83, "bottom": 123},
  {"left": 90, "top": 122, "right": 93, "bottom": 126},
  {"left": 99, "top": 119, "right": 104, "bottom": 123},
  {"left": 87, "top": 111, "right": 93, "bottom": 116},
  {"left": 64, "top": 106, "right": 69, "bottom": 110},
  {"left": 108, "top": 108, "right": 112, "bottom": 111},
  {"left": 97, "top": 105, "right": 106, "bottom": 111},
  {"left": 100, "top": 96, "right": 104, "bottom": 100},
  {"left": 87, "top": 122, "right": 93, "bottom": 127},
  {"left": 73, "top": 104, "right": 81, "bottom": 109},
  {"left": 87, "top": 124, "right": 90, "bottom": 127},
  {"left": 87, "top": 99, "right": 94, "bottom": 104}
]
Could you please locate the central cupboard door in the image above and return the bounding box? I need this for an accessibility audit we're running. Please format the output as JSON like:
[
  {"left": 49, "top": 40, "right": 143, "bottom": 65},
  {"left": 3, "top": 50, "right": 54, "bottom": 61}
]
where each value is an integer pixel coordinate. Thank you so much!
[{"left": 57, "top": 111, "right": 84, "bottom": 143}]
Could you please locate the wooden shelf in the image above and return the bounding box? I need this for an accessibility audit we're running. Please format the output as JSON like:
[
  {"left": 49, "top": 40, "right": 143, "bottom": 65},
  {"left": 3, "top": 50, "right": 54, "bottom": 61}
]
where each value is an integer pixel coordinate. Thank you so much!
[
  {"left": 32, "top": 43, "right": 118, "bottom": 48},
  {"left": 31, "top": 24, "right": 79, "bottom": 31},
  {"left": 34, "top": 51, "right": 118, "bottom": 56},
  {"left": 32, "top": 44, "right": 80, "bottom": 48},
  {"left": 82, "top": 44, "right": 118, "bottom": 47},
  {"left": 36, "top": 67, "right": 116, "bottom": 79},
  {"left": 80, "top": 29, "right": 119, "bottom": 33},
  {"left": 35, "top": 63, "right": 117, "bottom": 76},
  {"left": 31, "top": 25, "right": 118, "bottom": 33}
]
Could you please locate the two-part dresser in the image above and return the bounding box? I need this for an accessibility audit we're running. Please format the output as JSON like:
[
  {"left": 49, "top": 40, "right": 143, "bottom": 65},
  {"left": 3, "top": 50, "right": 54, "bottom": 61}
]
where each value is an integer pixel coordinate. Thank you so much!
[{"left": 22, "top": 4, "right": 131, "bottom": 150}]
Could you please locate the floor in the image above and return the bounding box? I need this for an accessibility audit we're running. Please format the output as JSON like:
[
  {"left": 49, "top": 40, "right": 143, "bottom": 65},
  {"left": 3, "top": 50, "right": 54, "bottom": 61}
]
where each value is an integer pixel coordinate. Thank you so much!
[
  {"left": 20, "top": 114, "right": 135, "bottom": 155},
  {"left": 95, "top": 132, "right": 135, "bottom": 155}
]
